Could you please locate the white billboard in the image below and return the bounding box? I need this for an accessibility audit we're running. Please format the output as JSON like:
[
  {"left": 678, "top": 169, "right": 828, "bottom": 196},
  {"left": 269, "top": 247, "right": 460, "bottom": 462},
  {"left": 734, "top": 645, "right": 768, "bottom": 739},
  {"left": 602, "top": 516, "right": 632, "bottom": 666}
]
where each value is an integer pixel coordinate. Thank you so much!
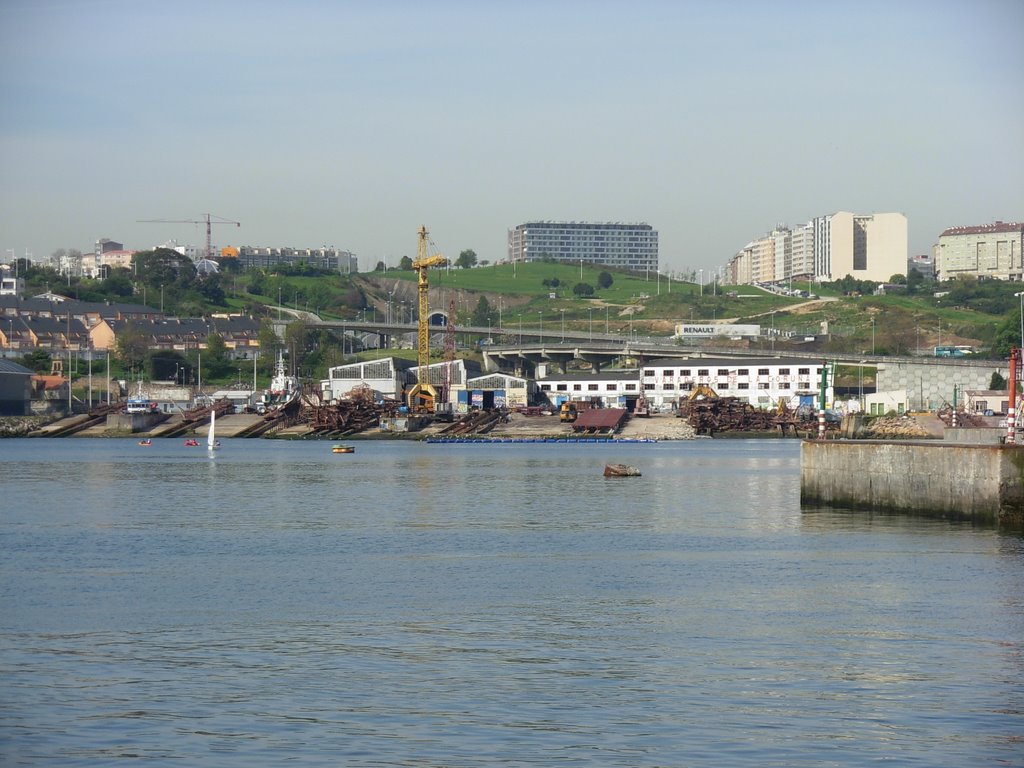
[{"left": 673, "top": 323, "right": 761, "bottom": 338}]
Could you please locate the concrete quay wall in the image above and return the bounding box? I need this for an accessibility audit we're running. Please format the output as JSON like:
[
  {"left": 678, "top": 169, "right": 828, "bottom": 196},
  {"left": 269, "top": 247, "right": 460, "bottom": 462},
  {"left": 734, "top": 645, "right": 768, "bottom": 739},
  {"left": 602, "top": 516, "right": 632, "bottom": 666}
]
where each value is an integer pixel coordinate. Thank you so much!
[{"left": 801, "top": 440, "right": 1024, "bottom": 527}]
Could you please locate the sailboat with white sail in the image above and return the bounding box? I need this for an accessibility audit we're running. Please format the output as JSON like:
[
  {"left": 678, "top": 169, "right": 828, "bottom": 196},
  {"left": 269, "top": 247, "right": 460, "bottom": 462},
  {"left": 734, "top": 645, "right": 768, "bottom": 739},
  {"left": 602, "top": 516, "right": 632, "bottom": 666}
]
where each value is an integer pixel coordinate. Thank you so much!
[{"left": 207, "top": 409, "right": 221, "bottom": 451}]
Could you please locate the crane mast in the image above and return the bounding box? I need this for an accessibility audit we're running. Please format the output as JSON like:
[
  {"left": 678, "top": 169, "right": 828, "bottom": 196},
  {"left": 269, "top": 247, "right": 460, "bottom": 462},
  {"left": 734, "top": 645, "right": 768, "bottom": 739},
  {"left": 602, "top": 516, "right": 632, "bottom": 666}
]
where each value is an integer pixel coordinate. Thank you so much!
[
  {"left": 137, "top": 213, "right": 240, "bottom": 259},
  {"left": 407, "top": 225, "right": 447, "bottom": 412}
]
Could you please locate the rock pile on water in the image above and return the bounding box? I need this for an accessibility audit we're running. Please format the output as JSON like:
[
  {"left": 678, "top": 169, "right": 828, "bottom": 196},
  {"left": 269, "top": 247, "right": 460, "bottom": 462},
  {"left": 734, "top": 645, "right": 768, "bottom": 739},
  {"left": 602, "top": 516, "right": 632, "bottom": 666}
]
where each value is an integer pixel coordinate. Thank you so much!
[
  {"left": 861, "top": 414, "right": 932, "bottom": 440},
  {"left": 0, "top": 417, "right": 46, "bottom": 438}
]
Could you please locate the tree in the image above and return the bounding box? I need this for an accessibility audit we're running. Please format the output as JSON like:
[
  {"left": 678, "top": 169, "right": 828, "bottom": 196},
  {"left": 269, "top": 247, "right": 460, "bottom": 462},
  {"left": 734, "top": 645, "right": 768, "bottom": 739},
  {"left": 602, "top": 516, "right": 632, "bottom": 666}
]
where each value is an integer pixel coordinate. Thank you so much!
[
  {"left": 542, "top": 277, "right": 561, "bottom": 288},
  {"left": 374, "top": 260, "right": 386, "bottom": 272},
  {"left": 989, "top": 371, "right": 1007, "bottom": 391},
  {"left": 399, "top": 255, "right": 413, "bottom": 271},
  {"left": 573, "top": 282, "right": 595, "bottom": 297},
  {"left": 102, "top": 269, "right": 134, "bottom": 297},
  {"left": 471, "top": 295, "right": 494, "bottom": 326},
  {"left": 20, "top": 348, "right": 52, "bottom": 373},
  {"left": 456, "top": 249, "right": 478, "bottom": 269},
  {"left": 597, "top": 271, "right": 613, "bottom": 289},
  {"left": 204, "top": 332, "right": 230, "bottom": 378},
  {"left": 115, "top": 321, "right": 150, "bottom": 375}
]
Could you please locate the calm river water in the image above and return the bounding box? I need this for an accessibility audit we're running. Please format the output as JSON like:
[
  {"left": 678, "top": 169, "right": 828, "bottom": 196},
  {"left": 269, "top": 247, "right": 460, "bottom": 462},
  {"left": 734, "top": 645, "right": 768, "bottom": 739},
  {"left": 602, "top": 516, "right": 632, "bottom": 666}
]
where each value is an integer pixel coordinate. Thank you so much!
[{"left": 1, "top": 437, "right": 1022, "bottom": 766}]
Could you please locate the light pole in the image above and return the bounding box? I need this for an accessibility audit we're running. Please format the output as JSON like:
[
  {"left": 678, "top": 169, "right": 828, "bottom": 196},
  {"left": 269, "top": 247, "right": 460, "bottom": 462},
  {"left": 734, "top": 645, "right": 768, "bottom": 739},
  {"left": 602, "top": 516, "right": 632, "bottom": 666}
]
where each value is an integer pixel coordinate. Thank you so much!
[
  {"left": 588, "top": 308, "right": 593, "bottom": 341},
  {"left": 517, "top": 314, "right": 522, "bottom": 345},
  {"left": 560, "top": 309, "right": 565, "bottom": 342},
  {"left": 538, "top": 311, "right": 543, "bottom": 343},
  {"left": 1016, "top": 292, "right": 1024, "bottom": 349},
  {"left": 160, "top": 284, "right": 164, "bottom": 313},
  {"left": 871, "top": 316, "right": 875, "bottom": 355}
]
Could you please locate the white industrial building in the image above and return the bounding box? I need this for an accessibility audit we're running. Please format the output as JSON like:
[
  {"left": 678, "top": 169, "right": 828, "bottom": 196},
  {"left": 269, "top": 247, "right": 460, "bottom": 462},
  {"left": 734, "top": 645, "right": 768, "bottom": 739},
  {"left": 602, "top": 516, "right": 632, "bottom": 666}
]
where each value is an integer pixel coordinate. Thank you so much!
[{"left": 640, "top": 357, "right": 830, "bottom": 410}]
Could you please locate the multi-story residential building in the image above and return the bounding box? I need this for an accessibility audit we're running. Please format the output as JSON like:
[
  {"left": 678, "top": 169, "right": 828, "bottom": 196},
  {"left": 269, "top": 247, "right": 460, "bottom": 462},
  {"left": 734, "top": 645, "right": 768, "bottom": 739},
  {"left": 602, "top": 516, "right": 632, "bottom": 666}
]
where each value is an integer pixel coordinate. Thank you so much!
[
  {"left": 935, "top": 221, "right": 1023, "bottom": 282},
  {"left": 507, "top": 221, "right": 658, "bottom": 273},
  {"left": 224, "top": 246, "right": 358, "bottom": 273},
  {"left": 812, "top": 211, "right": 907, "bottom": 283},
  {"left": 727, "top": 212, "right": 907, "bottom": 285}
]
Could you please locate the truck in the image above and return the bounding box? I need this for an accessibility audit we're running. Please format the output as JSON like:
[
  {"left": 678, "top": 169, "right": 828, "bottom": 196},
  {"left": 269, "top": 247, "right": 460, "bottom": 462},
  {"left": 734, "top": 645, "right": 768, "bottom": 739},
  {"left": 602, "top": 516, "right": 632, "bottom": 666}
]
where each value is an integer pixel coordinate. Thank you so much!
[{"left": 559, "top": 400, "right": 593, "bottom": 423}]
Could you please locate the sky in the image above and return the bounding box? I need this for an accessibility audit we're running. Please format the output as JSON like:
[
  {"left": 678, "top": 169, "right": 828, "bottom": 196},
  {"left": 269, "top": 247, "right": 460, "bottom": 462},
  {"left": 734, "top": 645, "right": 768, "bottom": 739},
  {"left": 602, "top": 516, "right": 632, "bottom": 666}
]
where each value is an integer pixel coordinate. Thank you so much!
[{"left": 1, "top": 0, "right": 1022, "bottom": 275}]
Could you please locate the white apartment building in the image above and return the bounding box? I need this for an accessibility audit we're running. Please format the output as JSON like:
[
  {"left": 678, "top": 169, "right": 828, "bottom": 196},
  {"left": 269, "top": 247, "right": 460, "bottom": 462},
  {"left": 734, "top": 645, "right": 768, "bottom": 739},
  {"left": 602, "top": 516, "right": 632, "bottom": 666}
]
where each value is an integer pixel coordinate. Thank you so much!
[
  {"left": 935, "top": 221, "right": 1023, "bottom": 281},
  {"left": 507, "top": 221, "right": 658, "bottom": 273},
  {"left": 727, "top": 212, "right": 907, "bottom": 285}
]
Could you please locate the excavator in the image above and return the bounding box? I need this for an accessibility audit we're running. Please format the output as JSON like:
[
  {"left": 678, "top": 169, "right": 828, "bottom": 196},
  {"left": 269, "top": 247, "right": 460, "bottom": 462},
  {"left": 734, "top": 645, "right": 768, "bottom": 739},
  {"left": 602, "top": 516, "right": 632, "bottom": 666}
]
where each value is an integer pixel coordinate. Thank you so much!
[{"left": 406, "top": 226, "right": 448, "bottom": 412}]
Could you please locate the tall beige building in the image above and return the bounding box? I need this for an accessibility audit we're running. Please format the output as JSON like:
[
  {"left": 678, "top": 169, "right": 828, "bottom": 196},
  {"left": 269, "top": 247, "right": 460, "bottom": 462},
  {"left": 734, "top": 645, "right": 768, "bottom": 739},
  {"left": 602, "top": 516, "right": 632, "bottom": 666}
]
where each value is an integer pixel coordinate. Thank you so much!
[
  {"left": 935, "top": 221, "right": 1022, "bottom": 281},
  {"left": 813, "top": 211, "right": 907, "bottom": 283}
]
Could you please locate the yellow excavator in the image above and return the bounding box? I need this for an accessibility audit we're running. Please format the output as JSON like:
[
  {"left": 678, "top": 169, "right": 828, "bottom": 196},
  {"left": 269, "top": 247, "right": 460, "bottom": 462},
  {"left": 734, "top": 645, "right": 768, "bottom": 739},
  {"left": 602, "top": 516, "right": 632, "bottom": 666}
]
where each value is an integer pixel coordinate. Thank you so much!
[{"left": 407, "top": 226, "right": 447, "bottom": 412}]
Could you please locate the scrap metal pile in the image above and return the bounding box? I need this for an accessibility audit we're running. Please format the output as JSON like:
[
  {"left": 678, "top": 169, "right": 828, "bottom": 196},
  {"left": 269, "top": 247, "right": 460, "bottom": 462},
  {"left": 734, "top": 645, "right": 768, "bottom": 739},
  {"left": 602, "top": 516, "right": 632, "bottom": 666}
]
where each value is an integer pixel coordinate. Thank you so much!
[
  {"left": 305, "top": 385, "right": 401, "bottom": 437},
  {"left": 677, "top": 396, "right": 816, "bottom": 436}
]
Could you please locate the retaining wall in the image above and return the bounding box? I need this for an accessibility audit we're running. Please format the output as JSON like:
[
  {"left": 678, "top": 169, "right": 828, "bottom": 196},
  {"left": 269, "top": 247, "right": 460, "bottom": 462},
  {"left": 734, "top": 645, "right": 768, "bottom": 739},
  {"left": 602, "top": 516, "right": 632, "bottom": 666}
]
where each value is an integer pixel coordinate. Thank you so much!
[{"left": 801, "top": 440, "right": 1023, "bottom": 527}]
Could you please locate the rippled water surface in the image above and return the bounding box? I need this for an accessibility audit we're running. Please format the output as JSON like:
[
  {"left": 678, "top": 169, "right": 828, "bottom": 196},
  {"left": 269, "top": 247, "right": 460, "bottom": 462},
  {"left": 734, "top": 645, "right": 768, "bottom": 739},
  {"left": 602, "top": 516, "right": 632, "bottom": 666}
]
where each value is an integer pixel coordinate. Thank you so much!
[{"left": 1, "top": 438, "right": 1022, "bottom": 766}]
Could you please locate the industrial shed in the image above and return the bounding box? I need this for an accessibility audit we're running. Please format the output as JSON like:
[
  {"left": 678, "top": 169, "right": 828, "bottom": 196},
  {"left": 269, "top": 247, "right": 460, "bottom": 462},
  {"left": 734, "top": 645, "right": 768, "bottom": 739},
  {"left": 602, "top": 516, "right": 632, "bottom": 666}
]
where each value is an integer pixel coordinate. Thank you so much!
[{"left": 0, "top": 359, "right": 33, "bottom": 416}]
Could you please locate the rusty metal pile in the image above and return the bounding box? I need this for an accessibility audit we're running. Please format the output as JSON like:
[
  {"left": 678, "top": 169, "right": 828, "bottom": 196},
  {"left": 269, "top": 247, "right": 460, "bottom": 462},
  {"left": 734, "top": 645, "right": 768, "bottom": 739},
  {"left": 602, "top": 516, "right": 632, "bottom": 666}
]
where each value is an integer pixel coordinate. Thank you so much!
[
  {"left": 304, "top": 385, "right": 401, "bottom": 437},
  {"left": 676, "top": 397, "right": 813, "bottom": 436}
]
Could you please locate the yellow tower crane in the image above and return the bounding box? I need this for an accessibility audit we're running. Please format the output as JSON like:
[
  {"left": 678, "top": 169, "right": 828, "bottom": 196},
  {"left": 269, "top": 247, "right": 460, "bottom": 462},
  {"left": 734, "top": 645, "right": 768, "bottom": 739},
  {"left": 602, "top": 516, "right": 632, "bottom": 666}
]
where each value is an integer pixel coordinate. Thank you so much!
[{"left": 407, "top": 225, "right": 447, "bottom": 412}]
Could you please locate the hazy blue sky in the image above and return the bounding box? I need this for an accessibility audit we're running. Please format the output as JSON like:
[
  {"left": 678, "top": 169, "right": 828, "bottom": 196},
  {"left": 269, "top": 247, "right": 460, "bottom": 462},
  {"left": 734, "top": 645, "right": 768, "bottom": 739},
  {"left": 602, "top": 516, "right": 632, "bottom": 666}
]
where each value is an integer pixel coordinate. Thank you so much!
[{"left": 1, "top": 0, "right": 1022, "bottom": 274}]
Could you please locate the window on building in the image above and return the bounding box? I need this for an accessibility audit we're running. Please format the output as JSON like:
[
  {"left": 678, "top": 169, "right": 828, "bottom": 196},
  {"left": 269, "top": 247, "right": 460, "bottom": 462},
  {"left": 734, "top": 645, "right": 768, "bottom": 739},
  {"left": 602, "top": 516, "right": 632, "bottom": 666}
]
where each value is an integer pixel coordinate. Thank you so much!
[
  {"left": 643, "top": 369, "right": 654, "bottom": 376},
  {"left": 540, "top": 384, "right": 551, "bottom": 391},
  {"left": 758, "top": 368, "right": 769, "bottom": 375},
  {"left": 556, "top": 384, "right": 567, "bottom": 391},
  {"left": 816, "top": 368, "right": 824, "bottom": 375},
  {"left": 573, "top": 384, "right": 582, "bottom": 391},
  {"left": 664, "top": 383, "right": 675, "bottom": 390},
  {"left": 779, "top": 368, "right": 790, "bottom": 375},
  {"left": 799, "top": 368, "right": 810, "bottom": 375},
  {"left": 717, "top": 369, "right": 729, "bottom": 375},
  {"left": 698, "top": 369, "right": 709, "bottom": 376},
  {"left": 718, "top": 381, "right": 730, "bottom": 390},
  {"left": 759, "top": 383, "right": 770, "bottom": 389},
  {"left": 738, "top": 383, "right": 749, "bottom": 390},
  {"left": 663, "top": 370, "right": 674, "bottom": 376},
  {"left": 643, "top": 383, "right": 655, "bottom": 390},
  {"left": 607, "top": 384, "right": 617, "bottom": 391},
  {"left": 738, "top": 369, "right": 748, "bottom": 375},
  {"left": 588, "top": 384, "right": 599, "bottom": 391},
  {"left": 780, "top": 383, "right": 790, "bottom": 389},
  {"left": 625, "top": 383, "right": 637, "bottom": 391},
  {"left": 681, "top": 369, "right": 691, "bottom": 376}
]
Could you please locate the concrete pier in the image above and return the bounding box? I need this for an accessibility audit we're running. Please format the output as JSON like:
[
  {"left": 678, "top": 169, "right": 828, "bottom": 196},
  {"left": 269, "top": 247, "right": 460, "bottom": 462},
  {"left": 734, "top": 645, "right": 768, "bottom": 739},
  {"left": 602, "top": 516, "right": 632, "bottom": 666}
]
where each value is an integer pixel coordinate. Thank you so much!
[{"left": 801, "top": 440, "right": 1024, "bottom": 527}]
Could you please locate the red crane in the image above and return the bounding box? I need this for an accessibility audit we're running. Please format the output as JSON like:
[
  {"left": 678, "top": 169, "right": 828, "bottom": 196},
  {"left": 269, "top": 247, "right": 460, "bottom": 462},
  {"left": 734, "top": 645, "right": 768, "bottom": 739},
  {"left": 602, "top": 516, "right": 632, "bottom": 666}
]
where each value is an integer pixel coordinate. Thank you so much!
[{"left": 138, "top": 213, "right": 240, "bottom": 259}]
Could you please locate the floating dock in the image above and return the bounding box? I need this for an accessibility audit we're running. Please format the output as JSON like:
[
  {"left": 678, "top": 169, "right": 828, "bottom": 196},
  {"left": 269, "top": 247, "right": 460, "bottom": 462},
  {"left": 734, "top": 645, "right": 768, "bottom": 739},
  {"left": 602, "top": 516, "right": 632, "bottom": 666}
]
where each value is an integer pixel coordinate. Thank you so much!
[{"left": 801, "top": 440, "right": 1023, "bottom": 527}]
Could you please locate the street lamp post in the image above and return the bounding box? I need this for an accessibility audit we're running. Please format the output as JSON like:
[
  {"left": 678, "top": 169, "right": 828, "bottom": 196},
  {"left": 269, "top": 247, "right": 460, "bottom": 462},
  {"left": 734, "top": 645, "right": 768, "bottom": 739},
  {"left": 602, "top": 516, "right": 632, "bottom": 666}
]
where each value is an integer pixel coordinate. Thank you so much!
[
  {"left": 871, "top": 316, "right": 875, "bottom": 355},
  {"left": 538, "top": 311, "right": 543, "bottom": 343},
  {"left": 560, "top": 309, "right": 565, "bottom": 342}
]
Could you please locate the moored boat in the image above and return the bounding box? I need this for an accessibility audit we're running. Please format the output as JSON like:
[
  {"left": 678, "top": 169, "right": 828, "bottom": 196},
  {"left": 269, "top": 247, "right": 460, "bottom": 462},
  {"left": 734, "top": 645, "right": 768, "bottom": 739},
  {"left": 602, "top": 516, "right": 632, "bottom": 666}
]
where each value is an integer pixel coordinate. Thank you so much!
[{"left": 332, "top": 444, "right": 355, "bottom": 454}]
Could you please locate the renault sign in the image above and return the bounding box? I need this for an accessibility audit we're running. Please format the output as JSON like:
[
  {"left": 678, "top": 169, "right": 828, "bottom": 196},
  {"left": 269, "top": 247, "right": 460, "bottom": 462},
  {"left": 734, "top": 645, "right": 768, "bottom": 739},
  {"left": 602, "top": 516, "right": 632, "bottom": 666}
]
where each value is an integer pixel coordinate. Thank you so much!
[{"left": 674, "top": 323, "right": 760, "bottom": 338}]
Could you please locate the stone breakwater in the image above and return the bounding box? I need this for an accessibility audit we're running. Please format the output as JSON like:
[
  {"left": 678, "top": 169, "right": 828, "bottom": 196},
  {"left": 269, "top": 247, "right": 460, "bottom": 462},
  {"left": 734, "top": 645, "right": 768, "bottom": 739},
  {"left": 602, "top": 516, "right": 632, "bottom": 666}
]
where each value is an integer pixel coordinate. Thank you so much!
[{"left": 0, "top": 416, "right": 48, "bottom": 438}]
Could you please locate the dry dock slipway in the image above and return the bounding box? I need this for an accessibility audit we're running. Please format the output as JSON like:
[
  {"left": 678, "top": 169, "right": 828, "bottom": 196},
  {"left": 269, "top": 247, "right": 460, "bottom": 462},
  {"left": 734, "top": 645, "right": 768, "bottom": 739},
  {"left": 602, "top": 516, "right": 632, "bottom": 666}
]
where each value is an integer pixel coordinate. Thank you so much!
[{"left": 800, "top": 440, "right": 1024, "bottom": 528}]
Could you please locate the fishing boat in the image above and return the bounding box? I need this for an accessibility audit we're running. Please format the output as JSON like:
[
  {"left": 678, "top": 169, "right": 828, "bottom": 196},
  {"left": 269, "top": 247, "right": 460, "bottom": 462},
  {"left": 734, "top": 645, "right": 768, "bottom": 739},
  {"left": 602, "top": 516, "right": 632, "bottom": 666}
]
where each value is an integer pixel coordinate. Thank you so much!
[
  {"left": 184, "top": 438, "right": 199, "bottom": 447},
  {"left": 332, "top": 444, "right": 355, "bottom": 454},
  {"left": 207, "top": 410, "right": 221, "bottom": 451},
  {"left": 137, "top": 438, "right": 152, "bottom": 446}
]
